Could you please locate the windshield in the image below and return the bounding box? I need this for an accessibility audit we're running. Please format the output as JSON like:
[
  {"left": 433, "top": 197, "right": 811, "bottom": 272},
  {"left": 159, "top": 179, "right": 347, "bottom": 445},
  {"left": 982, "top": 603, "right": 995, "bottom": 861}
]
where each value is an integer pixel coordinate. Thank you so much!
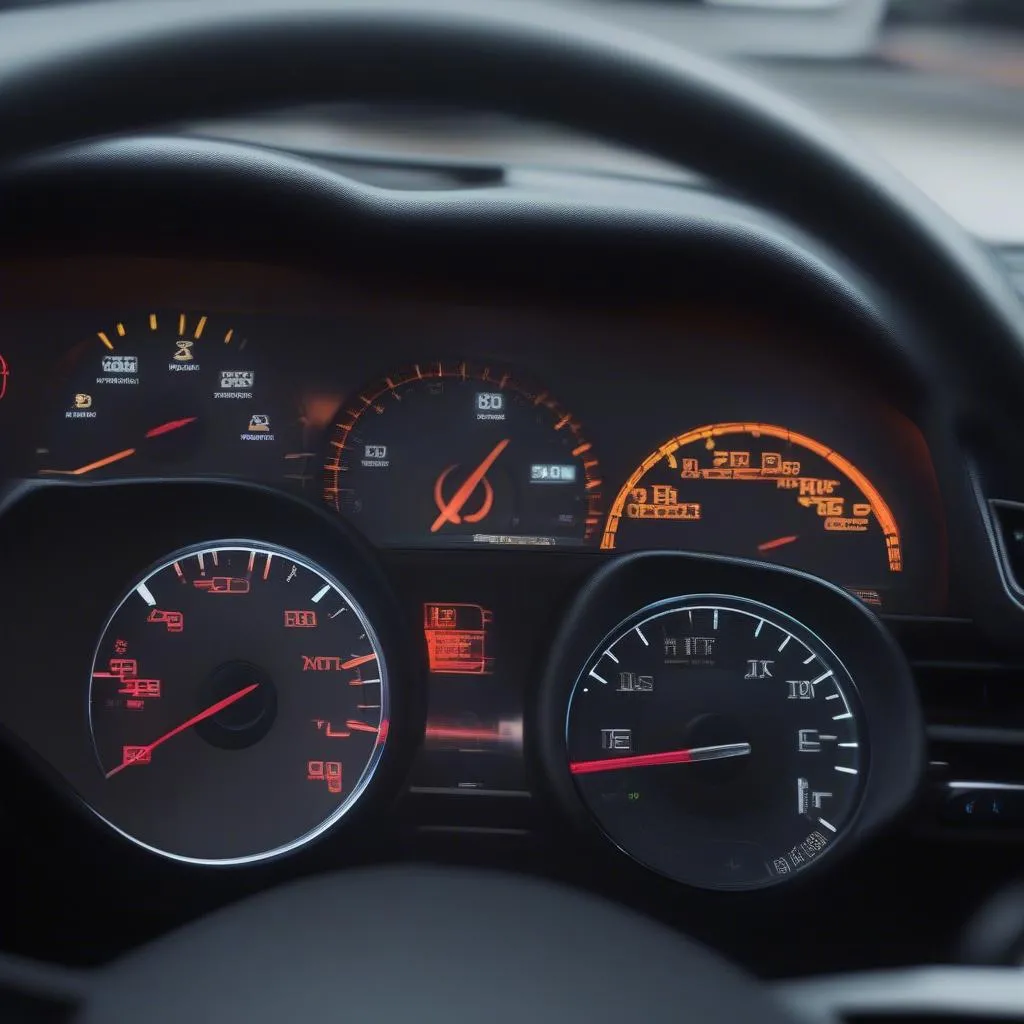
[{"left": 134, "top": 0, "right": 1024, "bottom": 241}]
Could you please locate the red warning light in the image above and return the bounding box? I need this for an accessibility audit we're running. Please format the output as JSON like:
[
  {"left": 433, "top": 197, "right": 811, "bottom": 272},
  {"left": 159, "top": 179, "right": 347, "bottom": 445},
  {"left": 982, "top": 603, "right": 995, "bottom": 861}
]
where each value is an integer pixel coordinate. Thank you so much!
[
  {"left": 193, "top": 577, "right": 250, "bottom": 594},
  {"left": 118, "top": 678, "right": 161, "bottom": 699},
  {"left": 423, "top": 603, "right": 494, "bottom": 675},
  {"left": 307, "top": 759, "right": 343, "bottom": 794},
  {"left": 147, "top": 609, "right": 184, "bottom": 633},
  {"left": 284, "top": 610, "right": 317, "bottom": 628},
  {"left": 109, "top": 658, "right": 138, "bottom": 679},
  {"left": 0, "top": 354, "right": 8, "bottom": 402}
]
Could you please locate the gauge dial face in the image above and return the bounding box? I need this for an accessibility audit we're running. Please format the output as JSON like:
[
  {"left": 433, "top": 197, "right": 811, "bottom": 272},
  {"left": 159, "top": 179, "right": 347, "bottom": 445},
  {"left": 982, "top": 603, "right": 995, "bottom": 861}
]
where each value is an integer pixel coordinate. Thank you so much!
[
  {"left": 566, "top": 596, "right": 864, "bottom": 890},
  {"left": 323, "top": 362, "right": 602, "bottom": 547},
  {"left": 89, "top": 544, "right": 388, "bottom": 864},
  {"left": 603, "top": 423, "right": 901, "bottom": 607},
  {"left": 39, "top": 312, "right": 294, "bottom": 481}
]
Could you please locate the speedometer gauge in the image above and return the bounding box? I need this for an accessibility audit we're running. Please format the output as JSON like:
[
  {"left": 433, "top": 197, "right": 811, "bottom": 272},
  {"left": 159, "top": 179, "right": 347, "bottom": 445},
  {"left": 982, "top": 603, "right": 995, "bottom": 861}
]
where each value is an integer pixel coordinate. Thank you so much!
[
  {"left": 604, "top": 423, "right": 901, "bottom": 607},
  {"left": 324, "top": 362, "right": 602, "bottom": 547},
  {"left": 566, "top": 595, "right": 865, "bottom": 890},
  {"left": 89, "top": 543, "right": 389, "bottom": 864}
]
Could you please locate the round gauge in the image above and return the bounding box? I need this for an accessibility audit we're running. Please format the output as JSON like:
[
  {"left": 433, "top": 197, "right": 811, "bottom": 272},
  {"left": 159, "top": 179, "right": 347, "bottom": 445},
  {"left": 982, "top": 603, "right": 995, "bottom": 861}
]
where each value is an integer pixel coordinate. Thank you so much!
[
  {"left": 323, "top": 361, "right": 602, "bottom": 547},
  {"left": 88, "top": 543, "right": 389, "bottom": 864},
  {"left": 566, "top": 595, "right": 865, "bottom": 890},
  {"left": 603, "top": 423, "right": 901, "bottom": 608},
  {"left": 38, "top": 311, "right": 294, "bottom": 481}
]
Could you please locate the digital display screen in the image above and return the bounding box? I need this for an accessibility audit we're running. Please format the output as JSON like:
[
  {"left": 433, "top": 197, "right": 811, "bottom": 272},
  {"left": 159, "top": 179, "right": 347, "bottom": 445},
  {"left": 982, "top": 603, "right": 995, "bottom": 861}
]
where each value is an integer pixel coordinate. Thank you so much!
[
  {"left": 387, "top": 552, "right": 594, "bottom": 799},
  {"left": 530, "top": 464, "right": 577, "bottom": 483}
]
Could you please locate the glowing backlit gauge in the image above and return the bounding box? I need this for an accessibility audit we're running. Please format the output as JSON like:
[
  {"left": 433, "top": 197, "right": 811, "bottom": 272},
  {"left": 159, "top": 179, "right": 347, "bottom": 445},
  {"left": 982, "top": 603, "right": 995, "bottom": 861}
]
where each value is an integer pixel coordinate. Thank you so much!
[
  {"left": 566, "top": 595, "right": 865, "bottom": 890},
  {"left": 324, "top": 362, "right": 602, "bottom": 547},
  {"left": 604, "top": 424, "right": 901, "bottom": 604},
  {"left": 88, "top": 543, "right": 389, "bottom": 864},
  {"left": 38, "top": 312, "right": 294, "bottom": 481}
]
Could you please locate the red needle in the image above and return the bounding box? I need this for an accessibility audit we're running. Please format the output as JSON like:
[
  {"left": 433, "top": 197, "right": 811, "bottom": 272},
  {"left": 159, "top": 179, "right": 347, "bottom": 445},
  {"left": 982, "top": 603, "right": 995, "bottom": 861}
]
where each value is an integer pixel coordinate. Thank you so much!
[
  {"left": 569, "top": 742, "right": 751, "bottom": 775},
  {"left": 145, "top": 416, "right": 198, "bottom": 439},
  {"left": 757, "top": 535, "right": 799, "bottom": 553},
  {"left": 105, "top": 683, "right": 260, "bottom": 779},
  {"left": 430, "top": 438, "right": 510, "bottom": 533}
]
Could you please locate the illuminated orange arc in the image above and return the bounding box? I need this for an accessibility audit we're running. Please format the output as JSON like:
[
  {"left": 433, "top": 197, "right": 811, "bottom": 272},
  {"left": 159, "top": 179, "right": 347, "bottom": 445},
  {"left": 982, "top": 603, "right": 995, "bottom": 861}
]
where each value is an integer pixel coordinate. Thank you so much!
[{"left": 601, "top": 422, "right": 901, "bottom": 572}]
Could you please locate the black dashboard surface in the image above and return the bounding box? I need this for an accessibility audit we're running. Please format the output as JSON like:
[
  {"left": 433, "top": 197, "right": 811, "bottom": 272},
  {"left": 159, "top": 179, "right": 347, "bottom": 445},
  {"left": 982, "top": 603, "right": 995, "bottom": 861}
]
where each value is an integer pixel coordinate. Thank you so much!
[{"left": 0, "top": 140, "right": 1020, "bottom": 981}]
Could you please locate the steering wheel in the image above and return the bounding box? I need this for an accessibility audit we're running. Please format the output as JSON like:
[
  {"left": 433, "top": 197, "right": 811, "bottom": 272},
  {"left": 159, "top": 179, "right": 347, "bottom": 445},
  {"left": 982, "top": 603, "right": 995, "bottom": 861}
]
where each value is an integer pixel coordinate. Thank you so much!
[{"left": 2, "top": 1, "right": 1020, "bottom": 1020}]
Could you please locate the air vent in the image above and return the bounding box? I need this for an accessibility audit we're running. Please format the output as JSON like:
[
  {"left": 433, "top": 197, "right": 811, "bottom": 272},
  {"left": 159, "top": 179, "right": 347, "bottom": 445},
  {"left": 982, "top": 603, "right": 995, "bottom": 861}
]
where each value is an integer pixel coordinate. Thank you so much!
[{"left": 886, "top": 615, "right": 1024, "bottom": 788}]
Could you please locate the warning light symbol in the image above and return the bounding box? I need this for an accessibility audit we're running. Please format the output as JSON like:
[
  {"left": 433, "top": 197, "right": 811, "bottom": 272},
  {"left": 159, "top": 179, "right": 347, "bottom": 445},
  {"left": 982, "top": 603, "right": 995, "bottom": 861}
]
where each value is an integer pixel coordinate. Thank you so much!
[
  {"left": 423, "top": 603, "right": 494, "bottom": 675},
  {"left": 147, "top": 609, "right": 184, "bottom": 633},
  {"left": 307, "top": 760, "right": 343, "bottom": 794},
  {"left": 193, "top": 577, "right": 250, "bottom": 594}
]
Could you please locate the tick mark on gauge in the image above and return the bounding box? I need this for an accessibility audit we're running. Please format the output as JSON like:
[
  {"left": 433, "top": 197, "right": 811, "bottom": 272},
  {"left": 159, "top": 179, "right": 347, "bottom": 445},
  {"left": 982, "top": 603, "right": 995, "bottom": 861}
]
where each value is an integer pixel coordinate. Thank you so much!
[
  {"left": 589, "top": 668, "right": 609, "bottom": 686},
  {"left": 135, "top": 582, "right": 156, "bottom": 607},
  {"left": 818, "top": 817, "right": 837, "bottom": 833},
  {"left": 838, "top": 742, "right": 859, "bottom": 748},
  {"left": 754, "top": 619, "right": 764, "bottom": 638},
  {"left": 803, "top": 653, "right": 816, "bottom": 665},
  {"left": 832, "top": 712, "right": 853, "bottom": 721},
  {"left": 603, "top": 650, "right": 619, "bottom": 664},
  {"left": 835, "top": 765, "right": 858, "bottom": 775},
  {"left": 811, "top": 670, "right": 834, "bottom": 685},
  {"left": 311, "top": 584, "right": 331, "bottom": 604},
  {"left": 777, "top": 634, "right": 791, "bottom": 652},
  {"left": 712, "top": 609, "right": 719, "bottom": 630},
  {"left": 635, "top": 626, "right": 649, "bottom": 646},
  {"left": 825, "top": 693, "right": 840, "bottom": 700}
]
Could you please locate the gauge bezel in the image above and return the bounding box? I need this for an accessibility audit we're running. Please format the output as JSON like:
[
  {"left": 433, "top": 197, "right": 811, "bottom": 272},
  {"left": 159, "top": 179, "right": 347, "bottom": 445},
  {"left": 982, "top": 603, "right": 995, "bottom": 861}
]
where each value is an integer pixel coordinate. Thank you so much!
[
  {"left": 322, "top": 359, "right": 603, "bottom": 548},
  {"left": 565, "top": 592, "right": 869, "bottom": 890},
  {"left": 0, "top": 478, "right": 424, "bottom": 872},
  {"left": 535, "top": 550, "right": 924, "bottom": 891},
  {"left": 86, "top": 539, "right": 392, "bottom": 867}
]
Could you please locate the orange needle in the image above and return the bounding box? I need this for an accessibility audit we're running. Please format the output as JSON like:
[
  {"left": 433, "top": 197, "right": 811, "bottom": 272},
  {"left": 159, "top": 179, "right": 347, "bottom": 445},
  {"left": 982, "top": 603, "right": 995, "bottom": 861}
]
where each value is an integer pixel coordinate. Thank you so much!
[
  {"left": 341, "top": 653, "right": 377, "bottom": 670},
  {"left": 39, "top": 447, "right": 137, "bottom": 477},
  {"left": 757, "top": 535, "right": 799, "bottom": 553},
  {"left": 105, "top": 683, "right": 260, "bottom": 779},
  {"left": 430, "top": 438, "right": 509, "bottom": 533}
]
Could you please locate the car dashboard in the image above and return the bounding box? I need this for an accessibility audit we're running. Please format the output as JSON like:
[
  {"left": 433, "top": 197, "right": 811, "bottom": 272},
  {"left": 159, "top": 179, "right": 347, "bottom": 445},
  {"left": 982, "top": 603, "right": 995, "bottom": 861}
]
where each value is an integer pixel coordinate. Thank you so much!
[{"left": 0, "top": 128, "right": 1022, "bottom": 982}]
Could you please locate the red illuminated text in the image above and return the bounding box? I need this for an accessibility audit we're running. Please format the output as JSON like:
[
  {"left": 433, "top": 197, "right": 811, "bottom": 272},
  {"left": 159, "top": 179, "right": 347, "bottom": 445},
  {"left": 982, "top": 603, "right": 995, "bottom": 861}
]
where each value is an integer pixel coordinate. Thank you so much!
[
  {"left": 147, "top": 608, "right": 184, "bottom": 633},
  {"left": 193, "top": 577, "right": 250, "bottom": 594}
]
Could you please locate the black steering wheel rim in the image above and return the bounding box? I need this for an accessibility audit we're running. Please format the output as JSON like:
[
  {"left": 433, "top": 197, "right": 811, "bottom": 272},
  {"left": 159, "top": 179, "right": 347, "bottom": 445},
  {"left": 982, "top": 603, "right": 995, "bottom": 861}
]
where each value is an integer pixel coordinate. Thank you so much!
[
  {"left": 1, "top": 0, "right": 1021, "bottom": 397},
  {"left": 0, "top": 3, "right": 1010, "bottom": 1019}
]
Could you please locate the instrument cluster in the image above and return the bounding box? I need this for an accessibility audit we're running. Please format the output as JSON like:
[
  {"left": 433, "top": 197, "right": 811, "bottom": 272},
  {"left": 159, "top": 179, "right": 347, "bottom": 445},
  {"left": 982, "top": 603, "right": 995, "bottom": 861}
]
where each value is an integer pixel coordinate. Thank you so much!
[
  {"left": 0, "top": 258, "right": 943, "bottom": 891},
  {"left": 0, "top": 261, "right": 946, "bottom": 615}
]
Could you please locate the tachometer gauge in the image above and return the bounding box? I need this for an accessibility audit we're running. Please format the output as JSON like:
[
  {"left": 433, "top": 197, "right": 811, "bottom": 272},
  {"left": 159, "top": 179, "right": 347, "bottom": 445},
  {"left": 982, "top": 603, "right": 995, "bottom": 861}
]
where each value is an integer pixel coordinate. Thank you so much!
[
  {"left": 324, "top": 361, "right": 602, "bottom": 547},
  {"left": 38, "top": 312, "right": 295, "bottom": 482},
  {"left": 566, "top": 594, "right": 864, "bottom": 890},
  {"left": 88, "top": 542, "right": 389, "bottom": 864},
  {"left": 604, "top": 423, "right": 901, "bottom": 607}
]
